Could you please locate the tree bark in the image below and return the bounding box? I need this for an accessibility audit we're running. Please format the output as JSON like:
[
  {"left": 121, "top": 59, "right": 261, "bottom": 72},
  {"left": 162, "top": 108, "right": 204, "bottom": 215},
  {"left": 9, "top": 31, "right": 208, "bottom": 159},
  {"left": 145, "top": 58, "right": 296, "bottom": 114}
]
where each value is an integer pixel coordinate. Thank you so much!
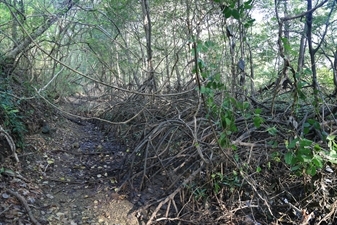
[
  {"left": 306, "top": 0, "right": 318, "bottom": 101},
  {"left": 140, "top": 0, "right": 155, "bottom": 92}
]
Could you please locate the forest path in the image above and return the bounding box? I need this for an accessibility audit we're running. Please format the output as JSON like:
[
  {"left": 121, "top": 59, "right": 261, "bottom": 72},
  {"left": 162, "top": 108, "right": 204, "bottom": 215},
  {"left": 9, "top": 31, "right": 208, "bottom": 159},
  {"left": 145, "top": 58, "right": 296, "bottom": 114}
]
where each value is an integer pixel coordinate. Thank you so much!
[{"left": 2, "top": 102, "right": 140, "bottom": 225}]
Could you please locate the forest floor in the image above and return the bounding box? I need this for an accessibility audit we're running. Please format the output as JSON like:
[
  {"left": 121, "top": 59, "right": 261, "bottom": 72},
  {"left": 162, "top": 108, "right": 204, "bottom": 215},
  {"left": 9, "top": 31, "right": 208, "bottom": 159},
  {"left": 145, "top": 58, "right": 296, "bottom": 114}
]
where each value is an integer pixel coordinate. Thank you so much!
[
  {"left": 0, "top": 100, "right": 142, "bottom": 225},
  {"left": 1, "top": 93, "right": 337, "bottom": 225}
]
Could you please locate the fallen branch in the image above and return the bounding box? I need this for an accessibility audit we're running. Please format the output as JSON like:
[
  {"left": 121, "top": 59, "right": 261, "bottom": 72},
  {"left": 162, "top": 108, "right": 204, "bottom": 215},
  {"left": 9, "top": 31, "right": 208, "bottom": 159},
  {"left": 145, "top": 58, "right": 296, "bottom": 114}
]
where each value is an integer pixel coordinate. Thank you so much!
[
  {"left": 6, "top": 189, "right": 41, "bottom": 225},
  {"left": 146, "top": 167, "right": 202, "bottom": 225}
]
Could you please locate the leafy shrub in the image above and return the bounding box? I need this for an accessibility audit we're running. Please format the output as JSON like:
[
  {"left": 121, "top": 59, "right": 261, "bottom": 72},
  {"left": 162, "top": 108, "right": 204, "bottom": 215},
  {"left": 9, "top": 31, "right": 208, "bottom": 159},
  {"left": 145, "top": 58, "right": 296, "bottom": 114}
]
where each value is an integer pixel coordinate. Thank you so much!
[{"left": 0, "top": 92, "right": 26, "bottom": 148}]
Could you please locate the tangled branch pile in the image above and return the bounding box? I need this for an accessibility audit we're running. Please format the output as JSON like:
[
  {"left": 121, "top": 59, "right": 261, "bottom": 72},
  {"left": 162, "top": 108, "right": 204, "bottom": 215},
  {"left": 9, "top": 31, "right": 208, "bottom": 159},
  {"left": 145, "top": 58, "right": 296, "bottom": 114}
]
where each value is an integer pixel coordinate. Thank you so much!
[{"left": 94, "top": 85, "right": 337, "bottom": 225}]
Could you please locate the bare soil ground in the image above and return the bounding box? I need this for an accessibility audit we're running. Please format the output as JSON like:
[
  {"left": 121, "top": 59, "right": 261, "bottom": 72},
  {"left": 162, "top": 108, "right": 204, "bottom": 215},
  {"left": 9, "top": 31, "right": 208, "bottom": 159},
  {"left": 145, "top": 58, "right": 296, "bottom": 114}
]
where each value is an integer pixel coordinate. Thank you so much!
[{"left": 0, "top": 105, "right": 140, "bottom": 225}]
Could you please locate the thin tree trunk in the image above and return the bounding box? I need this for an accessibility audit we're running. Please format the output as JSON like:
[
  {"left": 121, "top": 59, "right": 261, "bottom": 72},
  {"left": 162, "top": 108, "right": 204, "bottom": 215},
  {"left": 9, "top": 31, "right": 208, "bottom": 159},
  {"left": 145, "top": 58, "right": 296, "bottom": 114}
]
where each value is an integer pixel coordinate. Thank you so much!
[
  {"left": 140, "top": 0, "right": 155, "bottom": 92},
  {"left": 333, "top": 51, "right": 337, "bottom": 95},
  {"left": 297, "top": 23, "right": 307, "bottom": 72},
  {"left": 306, "top": 0, "right": 318, "bottom": 103}
]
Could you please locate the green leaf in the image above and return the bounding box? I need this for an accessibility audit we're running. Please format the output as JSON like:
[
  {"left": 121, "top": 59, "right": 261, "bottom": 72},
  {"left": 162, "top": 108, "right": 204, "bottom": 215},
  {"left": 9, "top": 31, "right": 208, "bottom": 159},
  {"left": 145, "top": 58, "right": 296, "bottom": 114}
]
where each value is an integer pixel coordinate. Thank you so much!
[
  {"left": 244, "top": 0, "right": 253, "bottom": 5},
  {"left": 254, "top": 108, "right": 262, "bottom": 114},
  {"left": 256, "top": 166, "right": 261, "bottom": 173},
  {"left": 327, "top": 135, "right": 336, "bottom": 141},
  {"left": 306, "top": 165, "right": 317, "bottom": 176},
  {"left": 287, "top": 139, "right": 298, "bottom": 149},
  {"left": 290, "top": 165, "right": 301, "bottom": 171},
  {"left": 299, "top": 139, "right": 312, "bottom": 148},
  {"left": 266, "top": 126, "right": 277, "bottom": 136},
  {"left": 200, "top": 86, "right": 208, "bottom": 94},
  {"left": 313, "top": 144, "right": 321, "bottom": 151},
  {"left": 285, "top": 152, "right": 294, "bottom": 165},
  {"left": 232, "top": 9, "right": 240, "bottom": 19},
  {"left": 244, "top": 19, "right": 255, "bottom": 28},
  {"left": 214, "top": 183, "right": 221, "bottom": 193},
  {"left": 312, "top": 156, "right": 323, "bottom": 168},
  {"left": 297, "top": 147, "right": 311, "bottom": 155},
  {"left": 244, "top": 5, "right": 252, "bottom": 10},
  {"left": 9, "top": 109, "right": 19, "bottom": 113},
  {"left": 299, "top": 154, "right": 311, "bottom": 163},
  {"left": 225, "top": 117, "right": 231, "bottom": 126},
  {"left": 253, "top": 117, "right": 262, "bottom": 128},
  {"left": 223, "top": 7, "right": 232, "bottom": 18},
  {"left": 243, "top": 102, "right": 250, "bottom": 110},
  {"left": 219, "top": 133, "right": 228, "bottom": 147}
]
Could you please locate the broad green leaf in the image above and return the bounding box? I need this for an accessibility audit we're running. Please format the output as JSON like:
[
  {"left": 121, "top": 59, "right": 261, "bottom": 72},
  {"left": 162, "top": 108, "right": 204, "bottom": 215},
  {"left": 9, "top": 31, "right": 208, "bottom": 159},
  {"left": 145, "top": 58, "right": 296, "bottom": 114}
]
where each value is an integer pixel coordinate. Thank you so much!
[
  {"left": 243, "top": 102, "right": 250, "bottom": 110},
  {"left": 223, "top": 7, "right": 232, "bottom": 18},
  {"left": 254, "top": 108, "right": 262, "bottom": 114},
  {"left": 290, "top": 165, "right": 301, "bottom": 171},
  {"left": 285, "top": 152, "right": 293, "bottom": 164},
  {"left": 225, "top": 117, "right": 231, "bottom": 126},
  {"left": 313, "top": 144, "right": 321, "bottom": 151},
  {"left": 256, "top": 166, "right": 261, "bottom": 173},
  {"left": 232, "top": 9, "right": 240, "bottom": 19},
  {"left": 299, "top": 139, "right": 312, "bottom": 147},
  {"left": 299, "top": 154, "right": 311, "bottom": 163},
  {"left": 253, "top": 117, "right": 262, "bottom": 128},
  {"left": 287, "top": 139, "right": 298, "bottom": 149},
  {"left": 306, "top": 165, "right": 317, "bottom": 176},
  {"left": 312, "top": 156, "right": 323, "bottom": 168},
  {"left": 297, "top": 147, "right": 311, "bottom": 155}
]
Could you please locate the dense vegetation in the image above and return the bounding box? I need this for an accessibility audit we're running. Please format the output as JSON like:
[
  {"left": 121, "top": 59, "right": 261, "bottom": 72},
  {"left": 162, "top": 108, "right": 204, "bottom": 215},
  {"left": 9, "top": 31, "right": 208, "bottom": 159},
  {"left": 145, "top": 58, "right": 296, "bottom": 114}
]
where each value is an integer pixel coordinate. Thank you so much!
[{"left": 1, "top": 0, "right": 337, "bottom": 224}]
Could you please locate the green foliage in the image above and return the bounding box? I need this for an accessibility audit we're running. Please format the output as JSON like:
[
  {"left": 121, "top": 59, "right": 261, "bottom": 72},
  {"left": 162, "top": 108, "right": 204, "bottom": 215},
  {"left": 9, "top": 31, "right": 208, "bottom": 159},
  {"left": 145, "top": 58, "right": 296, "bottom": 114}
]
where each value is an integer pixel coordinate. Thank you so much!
[
  {"left": 211, "top": 170, "right": 241, "bottom": 194},
  {"left": 253, "top": 108, "right": 264, "bottom": 128},
  {"left": 185, "top": 183, "right": 208, "bottom": 200},
  {"left": 282, "top": 134, "right": 337, "bottom": 177},
  {"left": 195, "top": 40, "right": 239, "bottom": 148},
  {"left": 0, "top": 92, "right": 26, "bottom": 148},
  {"left": 222, "top": 0, "right": 254, "bottom": 21},
  {"left": 193, "top": 187, "right": 207, "bottom": 200},
  {"left": 325, "top": 135, "right": 337, "bottom": 164},
  {"left": 284, "top": 137, "right": 323, "bottom": 176}
]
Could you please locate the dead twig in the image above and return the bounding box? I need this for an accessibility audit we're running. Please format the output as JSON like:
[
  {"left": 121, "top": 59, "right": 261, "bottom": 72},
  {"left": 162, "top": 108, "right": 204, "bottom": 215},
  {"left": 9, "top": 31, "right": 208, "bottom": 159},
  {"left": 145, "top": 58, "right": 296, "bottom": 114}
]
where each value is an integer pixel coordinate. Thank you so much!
[
  {"left": 146, "top": 167, "right": 202, "bottom": 225},
  {"left": 0, "top": 125, "right": 19, "bottom": 162},
  {"left": 0, "top": 204, "right": 12, "bottom": 216}
]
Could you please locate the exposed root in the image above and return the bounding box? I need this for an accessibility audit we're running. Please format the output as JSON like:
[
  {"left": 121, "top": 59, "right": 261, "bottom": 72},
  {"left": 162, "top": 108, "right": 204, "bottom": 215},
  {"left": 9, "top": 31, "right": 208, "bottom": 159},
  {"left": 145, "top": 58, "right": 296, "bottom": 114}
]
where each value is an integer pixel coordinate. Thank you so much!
[{"left": 0, "top": 125, "right": 19, "bottom": 163}]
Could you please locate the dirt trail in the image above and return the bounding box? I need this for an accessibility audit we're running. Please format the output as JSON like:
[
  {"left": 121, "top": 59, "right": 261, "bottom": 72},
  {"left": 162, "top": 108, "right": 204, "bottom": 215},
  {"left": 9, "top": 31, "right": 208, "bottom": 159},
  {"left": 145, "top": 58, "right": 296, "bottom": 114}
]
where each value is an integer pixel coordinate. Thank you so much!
[{"left": 1, "top": 109, "right": 140, "bottom": 225}]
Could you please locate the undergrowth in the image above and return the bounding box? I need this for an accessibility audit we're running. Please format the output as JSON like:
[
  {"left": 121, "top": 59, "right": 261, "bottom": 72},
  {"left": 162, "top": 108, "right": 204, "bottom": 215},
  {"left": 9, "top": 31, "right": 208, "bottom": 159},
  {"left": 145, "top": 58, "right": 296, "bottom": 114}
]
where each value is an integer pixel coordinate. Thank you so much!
[
  {"left": 0, "top": 91, "right": 26, "bottom": 148},
  {"left": 87, "top": 40, "right": 337, "bottom": 224}
]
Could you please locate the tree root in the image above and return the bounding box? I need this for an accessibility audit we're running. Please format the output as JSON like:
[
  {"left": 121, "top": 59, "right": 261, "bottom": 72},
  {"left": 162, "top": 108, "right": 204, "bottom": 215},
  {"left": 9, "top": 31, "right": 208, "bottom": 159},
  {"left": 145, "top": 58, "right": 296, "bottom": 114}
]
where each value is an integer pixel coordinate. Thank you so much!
[{"left": 0, "top": 125, "right": 19, "bottom": 163}]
